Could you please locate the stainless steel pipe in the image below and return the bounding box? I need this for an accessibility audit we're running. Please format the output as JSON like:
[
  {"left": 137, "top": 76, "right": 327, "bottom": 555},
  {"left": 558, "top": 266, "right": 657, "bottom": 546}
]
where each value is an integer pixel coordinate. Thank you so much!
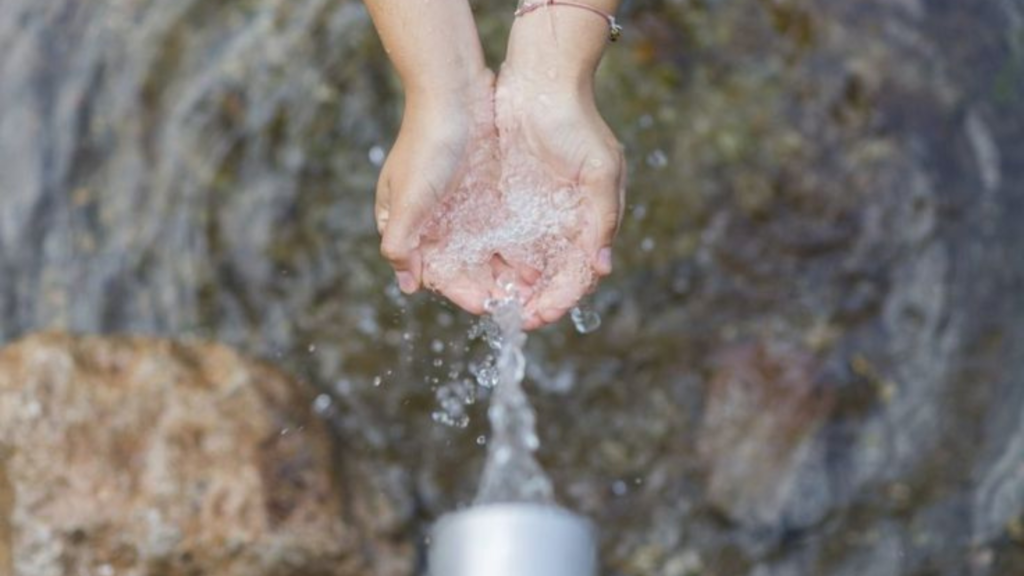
[{"left": 428, "top": 503, "right": 597, "bottom": 576}]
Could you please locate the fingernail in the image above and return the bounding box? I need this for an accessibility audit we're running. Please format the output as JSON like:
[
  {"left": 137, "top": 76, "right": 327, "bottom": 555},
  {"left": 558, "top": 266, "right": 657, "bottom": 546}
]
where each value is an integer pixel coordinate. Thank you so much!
[
  {"left": 396, "top": 271, "right": 417, "bottom": 294},
  {"left": 597, "top": 247, "right": 613, "bottom": 273}
]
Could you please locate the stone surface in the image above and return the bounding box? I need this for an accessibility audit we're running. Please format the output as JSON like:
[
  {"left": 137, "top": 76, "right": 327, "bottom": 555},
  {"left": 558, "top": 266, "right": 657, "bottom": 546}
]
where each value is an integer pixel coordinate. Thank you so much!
[
  {"left": 0, "top": 333, "right": 373, "bottom": 576},
  {"left": 698, "top": 341, "right": 834, "bottom": 529},
  {"left": 1, "top": 459, "right": 10, "bottom": 576}
]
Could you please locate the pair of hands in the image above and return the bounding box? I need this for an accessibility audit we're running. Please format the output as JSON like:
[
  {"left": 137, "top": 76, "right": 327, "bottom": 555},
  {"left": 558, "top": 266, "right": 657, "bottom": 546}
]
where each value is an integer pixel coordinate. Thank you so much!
[{"left": 373, "top": 9, "right": 625, "bottom": 330}]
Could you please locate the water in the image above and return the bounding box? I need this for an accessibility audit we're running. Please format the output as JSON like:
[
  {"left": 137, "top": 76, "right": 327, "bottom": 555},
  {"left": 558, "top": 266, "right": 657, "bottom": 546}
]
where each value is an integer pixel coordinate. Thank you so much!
[
  {"left": 570, "top": 304, "right": 601, "bottom": 334},
  {"left": 474, "top": 297, "right": 554, "bottom": 505}
]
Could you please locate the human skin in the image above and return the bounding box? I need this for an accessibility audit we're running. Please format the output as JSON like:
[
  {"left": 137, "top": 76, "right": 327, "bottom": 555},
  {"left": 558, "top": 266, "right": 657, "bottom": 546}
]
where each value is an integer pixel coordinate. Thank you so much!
[
  {"left": 499, "top": 1, "right": 625, "bottom": 329},
  {"left": 363, "top": 0, "right": 496, "bottom": 303},
  {"left": 364, "top": 0, "right": 624, "bottom": 329}
]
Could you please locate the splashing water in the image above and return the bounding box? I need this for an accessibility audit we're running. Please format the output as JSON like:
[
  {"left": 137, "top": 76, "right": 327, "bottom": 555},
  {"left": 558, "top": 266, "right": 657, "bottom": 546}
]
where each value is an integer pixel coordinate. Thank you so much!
[
  {"left": 474, "top": 296, "right": 554, "bottom": 505},
  {"left": 570, "top": 304, "right": 601, "bottom": 334}
]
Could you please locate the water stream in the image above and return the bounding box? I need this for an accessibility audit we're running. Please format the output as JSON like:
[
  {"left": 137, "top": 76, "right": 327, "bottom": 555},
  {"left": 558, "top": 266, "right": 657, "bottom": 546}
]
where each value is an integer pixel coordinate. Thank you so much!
[{"left": 474, "top": 297, "right": 554, "bottom": 505}]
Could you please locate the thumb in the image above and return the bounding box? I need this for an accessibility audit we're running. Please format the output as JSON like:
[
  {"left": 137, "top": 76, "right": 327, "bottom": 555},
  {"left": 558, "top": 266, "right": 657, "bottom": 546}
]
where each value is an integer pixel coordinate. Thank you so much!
[
  {"left": 580, "top": 149, "right": 625, "bottom": 277},
  {"left": 379, "top": 179, "right": 438, "bottom": 294}
]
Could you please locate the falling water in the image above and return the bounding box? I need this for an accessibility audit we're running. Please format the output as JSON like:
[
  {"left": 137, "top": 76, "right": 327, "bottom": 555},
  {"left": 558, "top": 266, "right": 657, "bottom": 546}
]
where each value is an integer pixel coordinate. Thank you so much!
[{"left": 474, "top": 296, "right": 554, "bottom": 505}]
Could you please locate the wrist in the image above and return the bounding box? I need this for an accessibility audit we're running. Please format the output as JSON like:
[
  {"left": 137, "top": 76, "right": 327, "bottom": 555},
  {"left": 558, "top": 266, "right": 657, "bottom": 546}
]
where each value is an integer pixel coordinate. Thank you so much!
[
  {"left": 504, "top": 3, "right": 612, "bottom": 95},
  {"left": 403, "top": 62, "right": 492, "bottom": 106},
  {"left": 404, "top": 65, "right": 494, "bottom": 118}
]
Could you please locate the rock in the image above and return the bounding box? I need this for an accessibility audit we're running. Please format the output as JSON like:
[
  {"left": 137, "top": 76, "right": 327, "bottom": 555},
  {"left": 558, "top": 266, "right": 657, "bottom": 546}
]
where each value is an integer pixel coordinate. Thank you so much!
[
  {"left": 1, "top": 461, "right": 10, "bottom": 575},
  {"left": 697, "top": 341, "right": 834, "bottom": 529},
  {"left": 0, "top": 333, "right": 366, "bottom": 576}
]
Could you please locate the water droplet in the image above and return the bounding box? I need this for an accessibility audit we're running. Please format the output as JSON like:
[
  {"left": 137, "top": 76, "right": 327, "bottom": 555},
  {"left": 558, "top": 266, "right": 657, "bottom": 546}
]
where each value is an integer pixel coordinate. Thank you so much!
[
  {"left": 307, "top": 343, "right": 317, "bottom": 353},
  {"left": 357, "top": 308, "right": 379, "bottom": 335},
  {"left": 646, "top": 149, "right": 668, "bottom": 169},
  {"left": 334, "top": 379, "right": 354, "bottom": 395},
  {"left": 384, "top": 283, "right": 405, "bottom": 305},
  {"left": 632, "top": 204, "right": 647, "bottom": 220},
  {"left": 472, "top": 360, "right": 500, "bottom": 388},
  {"left": 612, "top": 480, "right": 629, "bottom": 496},
  {"left": 368, "top": 145, "right": 386, "bottom": 166},
  {"left": 430, "top": 339, "right": 446, "bottom": 353},
  {"left": 570, "top": 305, "right": 602, "bottom": 334},
  {"left": 497, "top": 271, "right": 517, "bottom": 297},
  {"left": 525, "top": 432, "right": 540, "bottom": 451},
  {"left": 433, "top": 358, "right": 444, "bottom": 368},
  {"left": 641, "top": 237, "right": 655, "bottom": 252},
  {"left": 372, "top": 376, "right": 383, "bottom": 387},
  {"left": 431, "top": 410, "right": 469, "bottom": 428},
  {"left": 488, "top": 404, "right": 507, "bottom": 424},
  {"left": 313, "top": 394, "right": 333, "bottom": 415},
  {"left": 476, "top": 435, "right": 487, "bottom": 445}
]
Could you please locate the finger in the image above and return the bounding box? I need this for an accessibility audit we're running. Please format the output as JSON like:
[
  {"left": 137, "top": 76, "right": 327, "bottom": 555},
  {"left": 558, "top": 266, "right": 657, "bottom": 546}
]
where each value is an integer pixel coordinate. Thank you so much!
[
  {"left": 376, "top": 172, "right": 421, "bottom": 293},
  {"left": 488, "top": 254, "right": 541, "bottom": 302},
  {"left": 528, "top": 268, "right": 589, "bottom": 329},
  {"left": 516, "top": 261, "right": 542, "bottom": 286},
  {"left": 442, "top": 279, "right": 490, "bottom": 316},
  {"left": 580, "top": 149, "right": 624, "bottom": 277},
  {"left": 379, "top": 178, "right": 445, "bottom": 293},
  {"left": 422, "top": 262, "right": 492, "bottom": 316},
  {"left": 522, "top": 312, "right": 546, "bottom": 331},
  {"left": 374, "top": 169, "right": 392, "bottom": 236}
]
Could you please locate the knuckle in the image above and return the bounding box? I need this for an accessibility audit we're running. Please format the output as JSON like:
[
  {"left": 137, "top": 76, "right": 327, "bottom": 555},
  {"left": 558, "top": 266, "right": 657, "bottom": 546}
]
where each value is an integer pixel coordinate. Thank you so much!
[
  {"left": 379, "top": 236, "right": 407, "bottom": 263},
  {"left": 375, "top": 173, "right": 392, "bottom": 204},
  {"left": 601, "top": 209, "right": 621, "bottom": 234}
]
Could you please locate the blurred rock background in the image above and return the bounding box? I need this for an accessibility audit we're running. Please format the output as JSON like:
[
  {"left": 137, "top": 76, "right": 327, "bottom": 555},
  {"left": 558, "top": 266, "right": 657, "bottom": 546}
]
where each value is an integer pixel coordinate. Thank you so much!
[
  {"left": 0, "top": 0, "right": 1022, "bottom": 574},
  {"left": 0, "top": 333, "right": 396, "bottom": 576}
]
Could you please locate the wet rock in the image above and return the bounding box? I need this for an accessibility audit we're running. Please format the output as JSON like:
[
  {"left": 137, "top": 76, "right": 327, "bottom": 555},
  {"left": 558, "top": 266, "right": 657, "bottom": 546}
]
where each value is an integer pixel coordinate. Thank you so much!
[
  {"left": 1, "top": 461, "right": 10, "bottom": 576},
  {"left": 830, "top": 522, "right": 905, "bottom": 576},
  {"left": 0, "top": 333, "right": 372, "bottom": 576},
  {"left": 973, "top": 391, "right": 1024, "bottom": 546},
  {"left": 698, "top": 341, "right": 834, "bottom": 529}
]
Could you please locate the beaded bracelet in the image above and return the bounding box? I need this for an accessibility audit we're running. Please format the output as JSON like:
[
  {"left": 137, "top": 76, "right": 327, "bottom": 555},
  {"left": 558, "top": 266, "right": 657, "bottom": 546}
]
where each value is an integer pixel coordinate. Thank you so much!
[{"left": 514, "top": 0, "right": 623, "bottom": 42}]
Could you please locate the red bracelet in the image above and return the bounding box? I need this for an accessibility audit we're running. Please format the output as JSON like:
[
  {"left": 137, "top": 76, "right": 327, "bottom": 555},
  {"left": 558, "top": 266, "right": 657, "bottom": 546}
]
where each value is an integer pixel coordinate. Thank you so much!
[{"left": 514, "top": 0, "right": 623, "bottom": 42}]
